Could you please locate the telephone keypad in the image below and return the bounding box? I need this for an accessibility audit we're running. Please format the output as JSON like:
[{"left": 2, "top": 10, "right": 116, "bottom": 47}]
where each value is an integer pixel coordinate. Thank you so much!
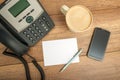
[
  {"left": 20, "top": 12, "right": 54, "bottom": 46},
  {"left": 24, "top": 16, "right": 50, "bottom": 42}
]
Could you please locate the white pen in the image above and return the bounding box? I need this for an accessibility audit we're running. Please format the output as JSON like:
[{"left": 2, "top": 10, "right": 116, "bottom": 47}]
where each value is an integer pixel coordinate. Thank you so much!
[{"left": 60, "top": 48, "right": 83, "bottom": 72}]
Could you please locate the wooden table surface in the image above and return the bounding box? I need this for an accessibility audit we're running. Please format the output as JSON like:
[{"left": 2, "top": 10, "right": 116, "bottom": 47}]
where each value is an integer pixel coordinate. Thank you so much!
[{"left": 0, "top": 0, "right": 120, "bottom": 80}]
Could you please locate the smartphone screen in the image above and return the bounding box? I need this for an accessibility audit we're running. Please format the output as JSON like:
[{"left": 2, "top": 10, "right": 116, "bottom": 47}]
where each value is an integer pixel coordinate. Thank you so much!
[{"left": 87, "top": 28, "right": 110, "bottom": 61}]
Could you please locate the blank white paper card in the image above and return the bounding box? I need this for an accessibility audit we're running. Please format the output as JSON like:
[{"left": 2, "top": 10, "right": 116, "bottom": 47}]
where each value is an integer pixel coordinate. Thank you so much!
[{"left": 42, "top": 38, "right": 79, "bottom": 66}]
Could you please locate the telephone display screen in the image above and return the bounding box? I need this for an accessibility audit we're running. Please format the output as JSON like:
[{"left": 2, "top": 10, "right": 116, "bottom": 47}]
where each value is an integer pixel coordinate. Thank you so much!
[{"left": 8, "top": 0, "right": 30, "bottom": 17}]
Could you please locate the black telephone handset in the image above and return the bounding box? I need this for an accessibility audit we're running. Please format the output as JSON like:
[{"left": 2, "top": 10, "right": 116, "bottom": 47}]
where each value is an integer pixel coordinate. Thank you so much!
[{"left": 0, "top": 22, "right": 29, "bottom": 56}]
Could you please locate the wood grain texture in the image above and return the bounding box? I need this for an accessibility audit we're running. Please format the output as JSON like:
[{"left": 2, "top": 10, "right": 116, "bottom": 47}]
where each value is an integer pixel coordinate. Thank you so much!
[
  {"left": 0, "top": 51, "right": 120, "bottom": 80},
  {"left": 0, "top": 0, "right": 120, "bottom": 80},
  {"left": 0, "top": 0, "right": 4, "bottom": 4}
]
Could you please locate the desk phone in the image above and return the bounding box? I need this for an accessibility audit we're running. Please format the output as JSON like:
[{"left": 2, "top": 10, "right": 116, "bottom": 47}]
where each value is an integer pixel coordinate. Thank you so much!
[
  {"left": 0, "top": 0, "right": 54, "bottom": 79},
  {"left": 0, "top": 0, "right": 54, "bottom": 46}
]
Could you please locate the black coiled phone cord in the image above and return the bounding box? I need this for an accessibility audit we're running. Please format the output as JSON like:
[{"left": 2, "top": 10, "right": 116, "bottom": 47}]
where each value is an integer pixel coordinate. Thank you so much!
[{"left": 3, "top": 48, "right": 45, "bottom": 80}]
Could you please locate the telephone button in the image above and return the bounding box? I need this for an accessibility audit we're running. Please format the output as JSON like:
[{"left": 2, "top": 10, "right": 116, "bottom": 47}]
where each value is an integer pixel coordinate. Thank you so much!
[
  {"left": 39, "top": 21, "right": 44, "bottom": 25},
  {"left": 35, "top": 26, "right": 39, "bottom": 30},
  {"left": 23, "top": 31, "right": 27, "bottom": 34},
  {"left": 40, "top": 32, "right": 44, "bottom": 36},
  {"left": 26, "top": 34, "right": 30, "bottom": 37},
  {"left": 31, "top": 30, "right": 34, "bottom": 33},
  {"left": 46, "top": 21, "right": 51, "bottom": 27},
  {"left": 32, "top": 23, "right": 36, "bottom": 27},
  {"left": 38, "top": 18, "right": 43, "bottom": 24},
  {"left": 41, "top": 24, "right": 45, "bottom": 27},
  {"left": 45, "top": 28, "right": 49, "bottom": 31},
  {"left": 38, "top": 19, "right": 44, "bottom": 25},
  {"left": 44, "top": 26, "right": 47, "bottom": 29},
  {"left": 34, "top": 33, "right": 37, "bottom": 36},
  {"left": 27, "top": 12, "right": 30, "bottom": 16},
  {"left": 38, "top": 30, "right": 42, "bottom": 33},
  {"left": 23, "top": 16, "right": 26, "bottom": 19},
  {"left": 42, "top": 16, "right": 46, "bottom": 21},
  {"left": 37, "top": 36, "right": 40, "bottom": 39},
  {"left": 19, "top": 19, "right": 22, "bottom": 23},
  {"left": 38, "top": 19, "right": 42, "bottom": 22},
  {"left": 29, "top": 37, "right": 33, "bottom": 40},
  {"left": 26, "top": 16, "right": 34, "bottom": 23},
  {"left": 28, "top": 27, "right": 32, "bottom": 31},
  {"left": 31, "top": 9, "right": 34, "bottom": 13}
]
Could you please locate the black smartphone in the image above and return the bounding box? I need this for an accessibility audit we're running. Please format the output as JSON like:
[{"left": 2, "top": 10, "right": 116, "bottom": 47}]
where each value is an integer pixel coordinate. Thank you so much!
[{"left": 87, "top": 27, "right": 110, "bottom": 61}]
